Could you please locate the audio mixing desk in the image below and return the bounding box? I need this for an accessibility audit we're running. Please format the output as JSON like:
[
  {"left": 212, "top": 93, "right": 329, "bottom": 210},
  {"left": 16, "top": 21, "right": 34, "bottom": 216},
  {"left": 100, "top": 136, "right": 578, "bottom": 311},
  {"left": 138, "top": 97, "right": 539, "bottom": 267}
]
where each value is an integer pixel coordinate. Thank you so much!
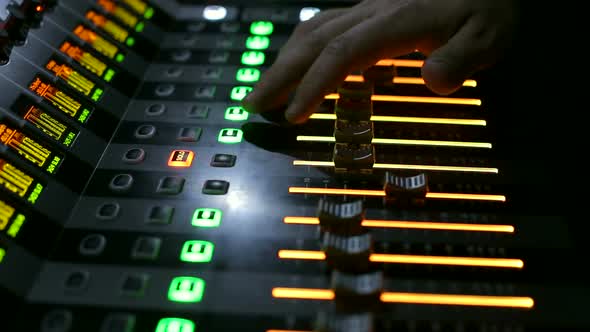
[{"left": 0, "top": 0, "right": 587, "bottom": 331}]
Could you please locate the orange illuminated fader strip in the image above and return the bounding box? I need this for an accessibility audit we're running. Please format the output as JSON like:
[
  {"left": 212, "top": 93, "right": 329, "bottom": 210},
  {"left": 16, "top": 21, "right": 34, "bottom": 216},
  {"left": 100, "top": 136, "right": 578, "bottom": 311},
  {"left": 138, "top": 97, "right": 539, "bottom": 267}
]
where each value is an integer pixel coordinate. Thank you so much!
[
  {"left": 283, "top": 216, "right": 514, "bottom": 233},
  {"left": 325, "top": 93, "right": 481, "bottom": 106},
  {"left": 272, "top": 288, "right": 534, "bottom": 308},
  {"left": 288, "top": 187, "right": 506, "bottom": 202},
  {"left": 345, "top": 75, "right": 477, "bottom": 88},
  {"left": 277, "top": 250, "right": 524, "bottom": 269}
]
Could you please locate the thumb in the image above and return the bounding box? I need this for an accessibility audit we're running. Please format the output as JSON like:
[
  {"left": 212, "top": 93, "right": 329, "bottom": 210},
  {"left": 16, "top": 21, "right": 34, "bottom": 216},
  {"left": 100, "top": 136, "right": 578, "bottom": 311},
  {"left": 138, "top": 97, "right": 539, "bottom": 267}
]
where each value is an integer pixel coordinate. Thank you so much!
[{"left": 421, "top": 20, "right": 488, "bottom": 95}]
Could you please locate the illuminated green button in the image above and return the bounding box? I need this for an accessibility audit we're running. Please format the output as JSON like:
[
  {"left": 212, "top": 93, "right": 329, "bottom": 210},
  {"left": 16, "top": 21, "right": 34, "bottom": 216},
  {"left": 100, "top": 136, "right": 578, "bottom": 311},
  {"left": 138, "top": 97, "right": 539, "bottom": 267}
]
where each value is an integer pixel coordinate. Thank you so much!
[
  {"left": 192, "top": 208, "right": 222, "bottom": 228},
  {"left": 230, "top": 86, "right": 252, "bottom": 101},
  {"left": 241, "top": 51, "right": 265, "bottom": 66},
  {"left": 236, "top": 68, "right": 260, "bottom": 83},
  {"left": 218, "top": 128, "right": 243, "bottom": 144},
  {"left": 245, "top": 35, "right": 270, "bottom": 50},
  {"left": 155, "top": 318, "right": 195, "bottom": 332},
  {"left": 225, "top": 106, "right": 249, "bottom": 121},
  {"left": 180, "top": 240, "right": 214, "bottom": 263},
  {"left": 250, "top": 21, "right": 273, "bottom": 36},
  {"left": 168, "top": 276, "right": 205, "bottom": 303}
]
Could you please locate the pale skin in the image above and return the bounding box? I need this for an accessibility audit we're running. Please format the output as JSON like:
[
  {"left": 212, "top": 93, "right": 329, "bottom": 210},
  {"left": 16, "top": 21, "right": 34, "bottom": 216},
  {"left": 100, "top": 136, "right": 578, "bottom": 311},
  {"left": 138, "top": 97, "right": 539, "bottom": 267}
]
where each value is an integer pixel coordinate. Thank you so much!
[{"left": 241, "top": 0, "right": 519, "bottom": 124}]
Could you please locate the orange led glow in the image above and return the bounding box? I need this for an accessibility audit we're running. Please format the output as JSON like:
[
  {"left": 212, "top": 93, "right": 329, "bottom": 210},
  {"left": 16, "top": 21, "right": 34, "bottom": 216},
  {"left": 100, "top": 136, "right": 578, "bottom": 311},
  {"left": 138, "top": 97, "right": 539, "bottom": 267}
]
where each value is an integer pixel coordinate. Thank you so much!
[
  {"left": 345, "top": 75, "right": 477, "bottom": 87},
  {"left": 376, "top": 59, "right": 423, "bottom": 67},
  {"left": 292, "top": 160, "right": 498, "bottom": 173},
  {"left": 380, "top": 292, "right": 534, "bottom": 308},
  {"left": 272, "top": 287, "right": 534, "bottom": 308},
  {"left": 288, "top": 187, "right": 506, "bottom": 202},
  {"left": 36, "top": 5, "right": 44, "bottom": 12},
  {"left": 325, "top": 93, "right": 481, "bottom": 106},
  {"left": 278, "top": 250, "right": 523, "bottom": 269},
  {"left": 296, "top": 136, "right": 492, "bottom": 148},
  {"left": 168, "top": 150, "right": 194, "bottom": 168},
  {"left": 309, "top": 113, "right": 486, "bottom": 126},
  {"left": 283, "top": 216, "right": 514, "bottom": 233}
]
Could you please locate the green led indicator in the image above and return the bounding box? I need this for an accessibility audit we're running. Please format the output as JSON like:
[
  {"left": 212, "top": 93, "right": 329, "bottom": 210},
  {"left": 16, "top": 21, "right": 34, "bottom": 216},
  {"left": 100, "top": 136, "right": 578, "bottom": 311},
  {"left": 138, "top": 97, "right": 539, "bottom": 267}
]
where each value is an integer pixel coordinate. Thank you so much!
[
  {"left": 236, "top": 68, "right": 260, "bottom": 83},
  {"left": 192, "top": 208, "right": 222, "bottom": 228},
  {"left": 218, "top": 128, "right": 243, "bottom": 144},
  {"left": 7, "top": 214, "right": 25, "bottom": 238},
  {"left": 144, "top": 7, "right": 154, "bottom": 19},
  {"left": 180, "top": 241, "right": 214, "bottom": 263},
  {"left": 241, "top": 51, "right": 265, "bottom": 66},
  {"left": 115, "top": 54, "right": 125, "bottom": 63},
  {"left": 168, "top": 276, "right": 205, "bottom": 303},
  {"left": 250, "top": 21, "right": 273, "bottom": 36},
  {"left": 126, "top": 37, "right": 135, "bottom": 47},
  {"left": 224, "top": 106, "right": 249, "bottom": 121},
  {"left": 230, "top": 86, "right": 252, "bottom": 101},
  {"left": 135, "top": 22, "right": 145, "bottom": 33},
  {"left": 0, "top": 248, "right": 5, "bottom": 263},
  {"left": 245, "top": 35, "right": 270, "bottom": 50},
  {"left": 91, "top": 88, "right": 104, "bottom": 102},
  {"left": 77, "top": 109, "right": 90, "bottom": 123},
  {"left": 155, "top": 318, "right": 195, "bottom": 332},
  {"left": 103, "top": 68, "right": 116, "bottom": 82},
  {"left": 27, "top": 183, "right": 43, "bottom": 204}
]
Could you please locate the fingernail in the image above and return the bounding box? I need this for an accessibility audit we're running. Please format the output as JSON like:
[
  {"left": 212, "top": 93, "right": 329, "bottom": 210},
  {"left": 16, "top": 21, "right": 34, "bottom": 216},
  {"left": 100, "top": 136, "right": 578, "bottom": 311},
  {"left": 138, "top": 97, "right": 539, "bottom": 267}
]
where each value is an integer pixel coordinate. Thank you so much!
[{"left": 284, "top": 105, "right": 300, "bottom": 124}]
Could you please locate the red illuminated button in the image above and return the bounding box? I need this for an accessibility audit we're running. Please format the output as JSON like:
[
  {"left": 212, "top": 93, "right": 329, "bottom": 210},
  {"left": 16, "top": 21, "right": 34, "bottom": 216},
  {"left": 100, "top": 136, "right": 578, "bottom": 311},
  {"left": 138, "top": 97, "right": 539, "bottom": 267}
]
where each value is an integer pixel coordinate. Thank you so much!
[{"left": 168, "top": 150, "right": 194, "bottom": 168}]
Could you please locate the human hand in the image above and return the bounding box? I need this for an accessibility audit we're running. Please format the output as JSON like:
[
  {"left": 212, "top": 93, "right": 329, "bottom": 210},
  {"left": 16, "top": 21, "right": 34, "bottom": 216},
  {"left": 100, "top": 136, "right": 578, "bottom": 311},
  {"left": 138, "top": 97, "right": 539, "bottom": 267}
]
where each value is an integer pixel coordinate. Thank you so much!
[{"left": 241, "top": 0, "right": 519, "bottom": 124}]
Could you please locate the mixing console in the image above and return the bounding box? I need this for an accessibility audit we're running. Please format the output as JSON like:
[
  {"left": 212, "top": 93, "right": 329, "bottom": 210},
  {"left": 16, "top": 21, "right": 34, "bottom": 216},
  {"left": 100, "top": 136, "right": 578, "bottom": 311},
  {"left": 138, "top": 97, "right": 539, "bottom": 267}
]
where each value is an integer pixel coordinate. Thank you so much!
[{"left": 0, "top": 0, "right": 587, "bottom": 331}]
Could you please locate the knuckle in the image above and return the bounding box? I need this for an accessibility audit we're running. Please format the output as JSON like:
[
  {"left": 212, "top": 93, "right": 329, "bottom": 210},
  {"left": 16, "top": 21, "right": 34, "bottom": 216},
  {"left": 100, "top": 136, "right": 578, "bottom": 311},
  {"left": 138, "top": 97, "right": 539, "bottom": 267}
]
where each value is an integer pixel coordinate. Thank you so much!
[{"left": 323, "top": 37, "right": 349, "bottom": 57}]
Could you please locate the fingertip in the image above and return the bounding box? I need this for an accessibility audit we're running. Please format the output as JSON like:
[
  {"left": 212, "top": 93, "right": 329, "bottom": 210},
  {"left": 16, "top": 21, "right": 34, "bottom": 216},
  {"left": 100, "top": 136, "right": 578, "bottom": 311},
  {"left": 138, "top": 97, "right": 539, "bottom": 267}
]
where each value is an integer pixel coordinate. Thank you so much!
[
  {"left": 240, "top": 92, "right": 260, "bottom": 113},
  {"left": 284, "top": 104, "right": 308, "bottom": 124},
  {"left": 421, "top": 59, "right": 465, "bottom": 96}
]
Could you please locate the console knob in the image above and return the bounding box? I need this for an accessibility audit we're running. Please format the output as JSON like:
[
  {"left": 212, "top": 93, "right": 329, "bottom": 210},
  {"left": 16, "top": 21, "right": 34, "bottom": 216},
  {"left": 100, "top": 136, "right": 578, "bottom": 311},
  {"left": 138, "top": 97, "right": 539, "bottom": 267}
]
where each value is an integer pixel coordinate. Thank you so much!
[
  {"left": 334, "top": 120, "right": 373, "bottom": 144},
  {"left": 321, "top": 231, "right": 372, "bottom": 273},
  {"left": 331, "top": 270, "right": 383, "bottom": 311},
  {"left": 332, "top": 143, "right": 375, "bottom": 174},
  {"left": 383, "top": 172, "right": 428, "bottom": 206}
]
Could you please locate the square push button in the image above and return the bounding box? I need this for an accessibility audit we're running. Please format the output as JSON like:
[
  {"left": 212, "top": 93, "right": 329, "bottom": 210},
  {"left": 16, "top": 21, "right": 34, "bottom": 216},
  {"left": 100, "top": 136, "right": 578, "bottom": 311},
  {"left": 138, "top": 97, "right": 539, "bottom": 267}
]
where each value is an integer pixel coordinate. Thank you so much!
[
  {"left": 96, "top": 203, "right": 120, "bottom": 220},
  {"left": 123, "top": 148, "right": 145, "bottom": 164},
  {"left": 209, "top": 50, "right": 230, "bottom": 64},
  {"left": 230, "top": 86, "right": 252, "bottom": 101},
  {"left": 201, "top": 67, "right": 222, "bottom": 80},
  {"left": 241, "top": 51, "right": 265, "bottom": 66},
  {"left": 194, "top": 86, "right": 216, "bottom": 99},
  {"left": 100, "top": 313, "right": 136, "bottom": 332},
  {"left": 187, "top": 105, "right": 209, "bottom": 119},
  {"left": 211, "top": 154, "right": 236, "bottom": 167},
  {"left": 245, "top": 35, "right": 270, "bottom": 50},
  {"left": 218, "top": 128, "right": 243, "bottom": 144},
  {"left": 155, "top": 318, "right": 195, "bottom": 332},
  {"left": 202, "top": 180, "right": 229, "bottom": 195},
  {"left": 120, "top": 274, "right": 149, "bottom": 297},
  {"left": 236, "top": 68, "right": 260, "bottom": 83},
  {"left": 192, "top": 208, "right": 222, "bottom": 228},
  {"left": 147, "top": 206, "right": 174, "bottom": 225},
  {"left": 109, "top": 174, "right": 134, "bottom": 192},
  {"left": 250, "top": 21, "right": 274, "bottom": 36},
  {"left": 180, "top": 240, "right": 214, "bottom": 263},
  {"left": 177, "top": 127, "right": 202, "bottom": 142},
  {"left": 224, "top": 106, "right": 249, "bottom": 121},
  {"left": 168, "top": 150, "right": 194, "bottom": 168},
  {"left": 157, "top": 176, "right": 185, "bottom": 195},
  {"left": 131, "top": 236, "right": 162, "bottom": 260},
  {"left": 168, "top": 276, "right": 205, "bottom": 303}
]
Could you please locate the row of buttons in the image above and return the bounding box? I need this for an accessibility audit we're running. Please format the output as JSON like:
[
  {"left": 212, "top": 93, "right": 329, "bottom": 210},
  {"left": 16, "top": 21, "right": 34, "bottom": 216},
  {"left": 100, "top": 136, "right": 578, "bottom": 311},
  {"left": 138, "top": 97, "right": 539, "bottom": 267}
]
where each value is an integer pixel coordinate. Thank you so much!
[
  {"left": 146, "top": 104, "right": 248, "bottom": 121},
  {"left": 109, "top": 174, "right": 230, "bottom": 195},
  {"left": 133, "top": 124, "right": 245, "bottom": 144},
  {"left": 123, "top": 149, "right": 236, "bottom": 168},
  {"left": 97, "top": 205, "right": 223, "bottom": 228}
]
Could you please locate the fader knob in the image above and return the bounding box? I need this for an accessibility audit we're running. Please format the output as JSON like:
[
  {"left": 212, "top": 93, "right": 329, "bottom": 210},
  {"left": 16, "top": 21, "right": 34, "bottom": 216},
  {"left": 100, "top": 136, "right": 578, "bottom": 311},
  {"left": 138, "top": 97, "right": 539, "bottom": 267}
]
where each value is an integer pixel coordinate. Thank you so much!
[
  {"left": 362, "top": 64, "right": 396, "bottom": 86},
  {"left": 334, "top": 97, "right": 372, "bottom": 121},
  {"left": 321, "top": 232, "right": 372, "bottom": 273},
  {"left": 331, "top": 270, "right": 383, "bottom": 311},
  {"left": 333, "top": 143, "right": 375, "bottom": 174},
  {"left": 317, "top": 198, "right": 365, "bottom": 236},
  {"left": 314, "top": 312, "right": 374, "bottom": 332},
  {"left": 337, "top": 81, "right": 373, "bottom": 101},
  {"left": 383, "top": 172, "right": 428, "bottom": 206},
  {"left": 334, "top": 120, "right": 373, "bottom": 144}
]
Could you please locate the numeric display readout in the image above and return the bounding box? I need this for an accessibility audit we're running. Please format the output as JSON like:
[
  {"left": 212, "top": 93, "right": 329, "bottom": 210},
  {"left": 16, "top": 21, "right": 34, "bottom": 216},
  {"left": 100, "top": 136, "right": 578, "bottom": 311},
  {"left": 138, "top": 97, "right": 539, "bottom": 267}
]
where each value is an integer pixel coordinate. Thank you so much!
[
  {"left": 0, "top": 157, "right": 44, "bottom": 204},
  {"left": 0, "top": 199, "right": 26, "bottom": 239},
  {"left": 59, "top": 40, "right": 117, "bottom": 82},
  {"left": 14, "top": 101, "right": 79, "bottom": 148},
  {"left": 28, "top": 76, "right": 93, "bottom": 124},
  {"left": 45, "top": 58, "right": 104, "bottom": 102}
]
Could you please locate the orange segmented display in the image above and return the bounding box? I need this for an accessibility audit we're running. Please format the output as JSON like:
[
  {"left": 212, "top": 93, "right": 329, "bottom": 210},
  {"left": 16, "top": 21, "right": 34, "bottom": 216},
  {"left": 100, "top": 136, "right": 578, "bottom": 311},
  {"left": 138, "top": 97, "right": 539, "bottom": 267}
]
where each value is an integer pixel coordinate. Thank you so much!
[
  {"left": 96, "top": 0, "right": 139, "bottom": 28},
  {"left": 73, "top": 25, "right": 119, "bottom": 59},
  {"left": 85, "top": 10, "right": 129, "bottom": 43},
  {"left": 345, "top": 75, "right": 477, "bottom": 87},
  {"left": 0, "top": 157, "right": 44, "bottom": 204},
  {"left": 28, "top": 76, "right": 92, "bottom": 124},
  {"left": 59, "top": 41, "right": 109, "bottom": 77},
  {"left": 20, "top": 104, "right": 78, "bottom": 147},
  {"left": 45, "top": 58, "right": 103, "bottom": 101}
]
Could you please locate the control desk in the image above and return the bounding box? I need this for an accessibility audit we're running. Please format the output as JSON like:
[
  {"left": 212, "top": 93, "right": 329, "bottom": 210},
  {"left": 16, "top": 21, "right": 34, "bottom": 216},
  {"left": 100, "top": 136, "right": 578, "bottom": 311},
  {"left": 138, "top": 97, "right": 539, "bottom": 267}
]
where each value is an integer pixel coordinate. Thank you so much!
[{"left": 0, "top": 0, "right": 587, "bottom": 331}]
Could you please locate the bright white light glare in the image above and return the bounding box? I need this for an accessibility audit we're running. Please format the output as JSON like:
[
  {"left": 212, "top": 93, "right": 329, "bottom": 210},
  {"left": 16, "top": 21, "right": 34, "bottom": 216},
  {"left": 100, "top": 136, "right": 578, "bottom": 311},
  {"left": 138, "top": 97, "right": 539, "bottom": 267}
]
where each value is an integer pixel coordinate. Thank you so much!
[
  {"left": 299, "top": 7, "right": 321, "bottom": 21},
  {"left": 203, "top": 5, "right": 227, "bottom": 21}
]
